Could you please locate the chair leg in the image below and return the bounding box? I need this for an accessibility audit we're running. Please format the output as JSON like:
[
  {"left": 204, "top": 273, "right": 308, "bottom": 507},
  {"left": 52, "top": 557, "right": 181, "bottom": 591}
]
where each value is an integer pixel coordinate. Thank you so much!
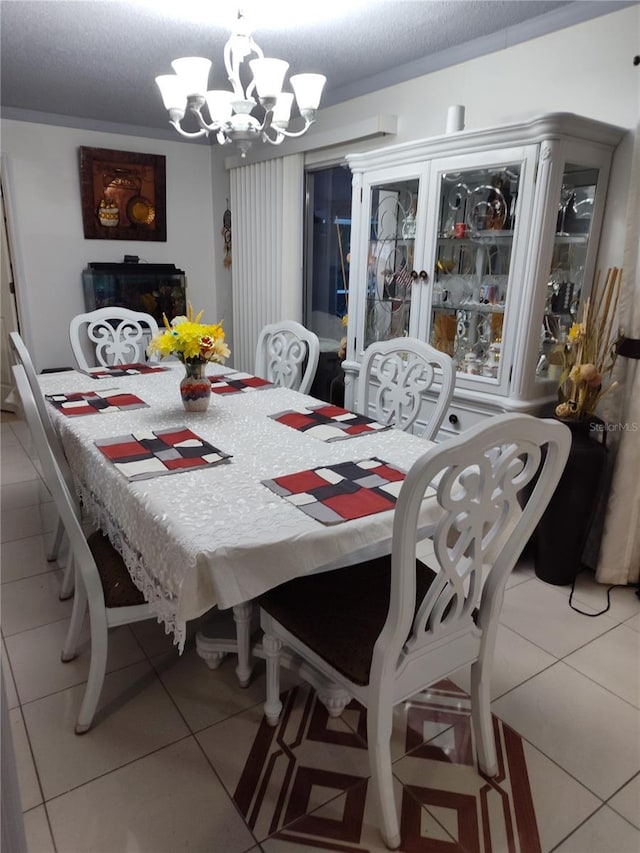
[
  {"left": 470, "top": 657, "right": 498, "bottom": 777},
  {"left": 312, "top": 679, "right": 352, "bottom": 718},
  {"left": 61, "top": 569, "right": 86, "bottom": 662},
  {"left": 75, "top": 607, "right": 109, "bottom": 735},
  {"left": 262, "top": 633, "right": 283, "bottom": 726},
  {"left": 367, "top": 699, "right": 400, "bottom": 850},
  {"left": 47, "top": 517, "right": 65, "bottom": 563},
  {"left": 59, "top": 552, "right": 75, "bottom": 601}
]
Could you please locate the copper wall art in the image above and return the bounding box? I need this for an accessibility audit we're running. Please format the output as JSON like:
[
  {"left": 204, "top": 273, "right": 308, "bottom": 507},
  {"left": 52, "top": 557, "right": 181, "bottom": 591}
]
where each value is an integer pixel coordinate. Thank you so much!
[{"left": 79, "top": 146, "right": 166, "bottom": 241}]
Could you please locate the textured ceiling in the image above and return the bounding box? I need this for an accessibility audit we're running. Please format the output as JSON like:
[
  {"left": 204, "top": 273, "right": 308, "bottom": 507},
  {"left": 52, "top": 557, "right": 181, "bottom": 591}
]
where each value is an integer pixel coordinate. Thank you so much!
[{"left": 0, "top": 0, "right": 629, "bottom": 138}]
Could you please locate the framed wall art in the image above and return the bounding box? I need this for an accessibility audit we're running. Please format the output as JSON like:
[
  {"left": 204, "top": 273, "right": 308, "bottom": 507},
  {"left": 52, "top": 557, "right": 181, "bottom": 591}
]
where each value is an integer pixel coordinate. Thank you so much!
[{"left": 79, "top": 146, "right": 166, "bottom": 241}]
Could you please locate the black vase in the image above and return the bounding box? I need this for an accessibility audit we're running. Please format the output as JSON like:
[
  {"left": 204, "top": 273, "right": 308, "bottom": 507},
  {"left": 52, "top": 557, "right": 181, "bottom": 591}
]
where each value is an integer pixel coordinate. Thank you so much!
[{"left": 532, "top": 416, "right": 608, "bottom": 585}]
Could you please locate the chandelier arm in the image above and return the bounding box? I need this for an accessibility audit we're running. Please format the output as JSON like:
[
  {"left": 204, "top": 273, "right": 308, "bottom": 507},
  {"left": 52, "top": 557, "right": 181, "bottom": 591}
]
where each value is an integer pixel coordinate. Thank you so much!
[
  {"left": 224, "top": 38, "right": 246, "bottom": 99},
  {"left": 245, "top": 79, "right": 257, "bottom": 101},
  {"left": 268, "top": 119, "right": 314, "bottom": 140},
  {"left": 261, "top": 129, "right": 285, "bottom": 146},
  {"left": 169, "top": 120, "right": 208, "bottom": 140},
  {"left": 190, "top": 105, "right": 224, "bottom": 134},
  {"left": 261, "top": 109, "right": 274, "bottom": 133},
  {"left": 247, "top": 34, "right": 264, "bottom": 60}
]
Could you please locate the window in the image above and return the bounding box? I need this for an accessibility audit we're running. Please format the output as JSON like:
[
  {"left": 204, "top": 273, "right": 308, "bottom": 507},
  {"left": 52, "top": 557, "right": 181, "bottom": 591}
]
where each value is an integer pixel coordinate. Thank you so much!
[{"left": 303, "top": 165, "right": 352, "bottom": 350}]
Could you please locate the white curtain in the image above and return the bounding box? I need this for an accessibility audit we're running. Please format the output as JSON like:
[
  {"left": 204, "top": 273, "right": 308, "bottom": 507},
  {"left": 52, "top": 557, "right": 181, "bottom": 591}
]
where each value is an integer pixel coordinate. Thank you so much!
[
  {"left": 596, "top": 126, "right": 640, "bottom": 585},
  {"left": 229, "top": 154, "right": 304, "bottom": 373}
]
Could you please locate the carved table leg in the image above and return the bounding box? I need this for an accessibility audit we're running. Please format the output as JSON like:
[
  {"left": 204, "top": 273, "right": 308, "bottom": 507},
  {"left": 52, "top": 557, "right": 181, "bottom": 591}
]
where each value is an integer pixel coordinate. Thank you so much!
[
  {"left": 233, "top": 602, "right": 254, "bottom": 687},
  {"left": 262, "top": 633, "right": 283, "bottom": 726}
]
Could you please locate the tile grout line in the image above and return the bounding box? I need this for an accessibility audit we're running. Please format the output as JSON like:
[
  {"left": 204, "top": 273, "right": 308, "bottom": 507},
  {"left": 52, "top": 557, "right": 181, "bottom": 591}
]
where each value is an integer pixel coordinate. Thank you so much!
[{"left": 146, "top": 642, "right": 267, "bottom": 851}]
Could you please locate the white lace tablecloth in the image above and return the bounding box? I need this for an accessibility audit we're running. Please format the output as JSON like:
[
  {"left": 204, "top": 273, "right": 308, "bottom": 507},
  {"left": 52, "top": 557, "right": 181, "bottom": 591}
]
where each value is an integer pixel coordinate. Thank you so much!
[{"left": 39, "top": 365, "right": 440, "bottom": 650}]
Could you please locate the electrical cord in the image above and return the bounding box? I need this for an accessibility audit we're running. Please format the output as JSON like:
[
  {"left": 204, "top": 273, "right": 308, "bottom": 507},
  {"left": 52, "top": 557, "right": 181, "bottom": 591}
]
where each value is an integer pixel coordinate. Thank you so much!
[{"left": 568, "top": 569, "right": 640, "bottom": 616}]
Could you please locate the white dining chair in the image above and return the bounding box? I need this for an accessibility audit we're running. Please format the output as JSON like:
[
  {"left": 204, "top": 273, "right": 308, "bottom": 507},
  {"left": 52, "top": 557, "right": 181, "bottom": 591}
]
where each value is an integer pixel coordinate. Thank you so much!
[
  {"left": 69, "top": 307, "right": 160, "bottom": 372},
  {"left": 358, "top": 337, "right": 455, "bottom": 440},
  {"left": 12, "top": 363, "right": 156, "bottom": 734},
  {"left": 260, "top": 412, "right": 571, "bottom": 849},
  {"left": 255, "top": 321, "right": 320, "bottom": 395},
  {"left": 8, "top": 331, "right": 75, "bottom": 599}
]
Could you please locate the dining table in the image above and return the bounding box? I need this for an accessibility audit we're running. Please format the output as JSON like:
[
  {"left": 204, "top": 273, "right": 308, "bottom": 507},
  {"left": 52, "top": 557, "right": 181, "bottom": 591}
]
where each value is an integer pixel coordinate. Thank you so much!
[{"left": 38, "top": 360, "right": 443, "bottom": 685}]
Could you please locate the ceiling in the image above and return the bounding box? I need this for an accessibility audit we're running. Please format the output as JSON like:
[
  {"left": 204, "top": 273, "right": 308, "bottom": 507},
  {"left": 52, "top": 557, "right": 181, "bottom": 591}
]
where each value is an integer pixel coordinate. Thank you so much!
[{"left": 0, "top": 0, "right": 630, "bottom": 140}]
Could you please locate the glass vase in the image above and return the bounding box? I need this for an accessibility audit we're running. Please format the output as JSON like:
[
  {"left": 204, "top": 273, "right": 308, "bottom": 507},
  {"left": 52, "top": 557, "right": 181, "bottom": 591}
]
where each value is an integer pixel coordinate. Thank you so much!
[{"left": 179, "top": 360, "right": 211, "bottom": 412}]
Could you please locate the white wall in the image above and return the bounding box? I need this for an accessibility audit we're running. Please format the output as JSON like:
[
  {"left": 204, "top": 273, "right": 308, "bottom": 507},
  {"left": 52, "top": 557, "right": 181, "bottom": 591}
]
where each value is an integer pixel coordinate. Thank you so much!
[
  {"left": 302, "top": 6, "right": 638, "bottom": 150},
  {"left": 1, "top": 123, "right": 218, "bottom": 371}
]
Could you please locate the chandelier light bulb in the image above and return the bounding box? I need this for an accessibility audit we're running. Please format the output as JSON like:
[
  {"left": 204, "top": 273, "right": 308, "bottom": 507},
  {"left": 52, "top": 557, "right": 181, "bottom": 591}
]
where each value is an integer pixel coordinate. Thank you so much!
[
  {"left": 155, "top": 75, "right": 187, "bottom": 112},
  {"left": 249, "top": 58, "right": 289, "bottom": 100},
  {"left": 171, "top": 57, "right": 212, "bottom": 97},
  {"left": 205, "top": 90, "right": 235, "bottom": 124},
  {"left": 290, "top": 74, "right": 327, "bottom": 111},
  {"left": 272, "top": 92, "right": 294, "bottom": 128}
]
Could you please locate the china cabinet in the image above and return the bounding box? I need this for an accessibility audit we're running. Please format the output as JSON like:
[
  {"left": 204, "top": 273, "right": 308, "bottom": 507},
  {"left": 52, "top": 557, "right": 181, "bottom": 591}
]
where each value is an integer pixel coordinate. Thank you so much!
[{"left": 342, "top": 113, "right": 625, "bottom": 439}]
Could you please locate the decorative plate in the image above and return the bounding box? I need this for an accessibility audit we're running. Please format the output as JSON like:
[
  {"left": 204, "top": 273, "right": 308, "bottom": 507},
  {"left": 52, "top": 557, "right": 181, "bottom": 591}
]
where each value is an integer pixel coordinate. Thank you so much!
[
  {"left": 126, "top": 196, "right": 155, "bottom": 226},
  {"left": 466, "top": 185, "right": 507, "bottom": 232}
]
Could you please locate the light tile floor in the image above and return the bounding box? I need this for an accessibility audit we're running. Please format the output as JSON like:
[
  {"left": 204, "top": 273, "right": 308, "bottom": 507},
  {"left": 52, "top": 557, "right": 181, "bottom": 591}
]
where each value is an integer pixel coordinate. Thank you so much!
[{"left": 2, "top": 411, "right": 639, "bottom": 853}]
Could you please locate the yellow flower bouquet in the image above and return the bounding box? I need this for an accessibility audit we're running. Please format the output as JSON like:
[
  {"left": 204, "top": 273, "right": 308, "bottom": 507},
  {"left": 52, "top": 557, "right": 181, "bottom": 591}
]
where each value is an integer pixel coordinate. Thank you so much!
[
  {"left": 147, "top": 303, "right": 230, "bottom": 365},
  {"left": 551, "top": 267, "right": 622, "bottom": 421}
]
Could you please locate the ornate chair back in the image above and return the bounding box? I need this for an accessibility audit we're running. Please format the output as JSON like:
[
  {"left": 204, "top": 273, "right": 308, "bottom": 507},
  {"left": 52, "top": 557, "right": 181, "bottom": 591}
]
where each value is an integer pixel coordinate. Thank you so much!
[
  {"left": 69, "top": 307, "right": 159, "bottom": 371},
  {"left": 358, "top": 337, "right": 455, "bottom": 440},
  {"left": 255, "top": 321, "right": 320, "bottom": 395}
]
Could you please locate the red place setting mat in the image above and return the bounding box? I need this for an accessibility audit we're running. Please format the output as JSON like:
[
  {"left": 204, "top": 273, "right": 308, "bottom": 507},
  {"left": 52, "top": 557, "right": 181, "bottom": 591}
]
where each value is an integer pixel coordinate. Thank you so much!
[
  {"left": 46, "top": 390, "right": 149, "bottom": 416},
  {"left": 262, "top": 457, "right": 406, "bottom": 525},
  {"left": 95, "top": 426, "right": 232, "bottom": 481},
  {"left": 85, "top": 363, "right": 169, "bottom": 378},
  {"left": 209, "top": 372, "right": 274, "bottom": 394},
  {"left": 270, "top": 403, "right": 390, "bottom": 442}
]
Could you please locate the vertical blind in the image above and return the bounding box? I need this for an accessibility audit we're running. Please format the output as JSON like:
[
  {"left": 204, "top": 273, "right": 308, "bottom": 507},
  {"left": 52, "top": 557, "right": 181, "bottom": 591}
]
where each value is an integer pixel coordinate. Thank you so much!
[{"left": 229, "top": 154, "right": 304, "bottom": 373}]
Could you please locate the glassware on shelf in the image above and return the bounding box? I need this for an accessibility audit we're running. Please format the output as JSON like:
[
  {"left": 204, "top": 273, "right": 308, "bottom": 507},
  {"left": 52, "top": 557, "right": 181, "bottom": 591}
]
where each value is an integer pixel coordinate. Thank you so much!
[
  {"left": 482, "top": 340, "right": 501, "bottom": 378},
  {"left": 557, "top": 184, "right": 575, "bottom": 235},
  {"left": 453, "top": 309, "right": 469, "bottom": 365},
  {"left": 466, "top": 184, "right": 508, "bottom": 234},
  {"left": 447, "top": 275, "right": 471, "bottom": 306},
  {"left": 432, "top": 164, "right": 519, "bottom": 365},
  {"left": 401, "top": 210, "right": 416, "bottom": 239},
  {"left": 432, "top": 311, "right": 456, "bottom": 356},
  {"left": 445, "top": 181, "right": 470, "bottom": 237},
  {"left": 475, "top": 314, "right": 492, "bottom": 353},
  {"left": 462, "top": 352, "right": 481, "bottom": 375}
]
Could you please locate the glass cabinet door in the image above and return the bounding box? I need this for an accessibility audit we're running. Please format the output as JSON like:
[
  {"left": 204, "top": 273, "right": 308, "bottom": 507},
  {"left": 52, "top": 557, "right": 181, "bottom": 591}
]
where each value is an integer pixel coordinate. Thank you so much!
[
  {"left": 428, "top": 163, "right": 522, "bottom": 380},
  {"left": 535, "top": 163, "right": 600, "bottom": 383},
  {"left": 363, "top": 177, "right": 421, "bottom": 349}
]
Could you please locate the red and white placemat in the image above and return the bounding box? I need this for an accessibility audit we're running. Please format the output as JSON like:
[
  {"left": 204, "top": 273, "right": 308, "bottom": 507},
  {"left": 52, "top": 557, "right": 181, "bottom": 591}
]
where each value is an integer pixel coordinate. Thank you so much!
[
  {"left": 262, "top": 457, "right": 406, "bottom": 525},
  {"left": 209, "top": 372, "right": 274, "bottom": 394},
  {"left": 270, "top": 403, "right": 390, "bottom": 442},
  {"left": 46, "top": 390, "right": 149, "bottom": 416},
  {"left": 84, "top": 363, "right": 169, "bottom": 378},
  {"left": 95, "top": 426, "right": 232, "bottom": 481}
]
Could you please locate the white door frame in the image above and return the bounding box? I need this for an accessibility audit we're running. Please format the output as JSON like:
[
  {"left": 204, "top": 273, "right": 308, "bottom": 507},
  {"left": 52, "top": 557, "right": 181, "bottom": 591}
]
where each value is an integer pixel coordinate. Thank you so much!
[{"left": 1, "top": 159, "right": 21, "bottom": 411}]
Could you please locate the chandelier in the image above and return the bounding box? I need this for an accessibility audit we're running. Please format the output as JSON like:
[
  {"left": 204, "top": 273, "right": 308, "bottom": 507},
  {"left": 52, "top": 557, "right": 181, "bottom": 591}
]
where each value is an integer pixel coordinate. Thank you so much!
[{"left": 155, "top": 11, "right": 326, "bottom": 158}]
